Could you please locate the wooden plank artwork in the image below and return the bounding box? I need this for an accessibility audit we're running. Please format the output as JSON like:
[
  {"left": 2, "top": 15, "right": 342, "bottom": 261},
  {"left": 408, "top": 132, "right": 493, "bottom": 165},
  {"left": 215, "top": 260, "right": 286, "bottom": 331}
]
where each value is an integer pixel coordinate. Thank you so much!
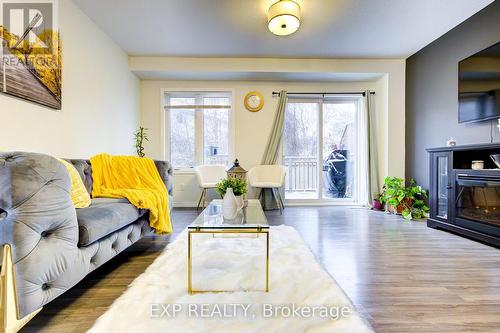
[
  {"left": 2, "top": 48, "right": 60, "bottom": 109},
  {"left": 1, "top": 21, "right": 62, "bottom": 109}
]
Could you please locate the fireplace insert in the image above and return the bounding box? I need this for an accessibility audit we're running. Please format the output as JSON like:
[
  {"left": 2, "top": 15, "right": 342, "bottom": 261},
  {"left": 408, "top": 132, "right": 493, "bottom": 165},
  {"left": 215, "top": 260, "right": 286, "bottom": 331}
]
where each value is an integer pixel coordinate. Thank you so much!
[{"left": 455, "top": 173, "right": 500, "bottom": 237}]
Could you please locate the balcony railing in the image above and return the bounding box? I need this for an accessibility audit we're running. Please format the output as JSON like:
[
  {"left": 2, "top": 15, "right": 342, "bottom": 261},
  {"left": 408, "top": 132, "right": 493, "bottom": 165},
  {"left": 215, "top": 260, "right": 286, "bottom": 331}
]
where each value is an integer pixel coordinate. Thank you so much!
[
  {"left": 204, "top": 155, "right": 320, "bottom": 195},
  {"left": 283, "top": 156, "right": 318, "bottom": 193},
  {"left": 205, "top": 154, "right": 229, "bottom": 165}
]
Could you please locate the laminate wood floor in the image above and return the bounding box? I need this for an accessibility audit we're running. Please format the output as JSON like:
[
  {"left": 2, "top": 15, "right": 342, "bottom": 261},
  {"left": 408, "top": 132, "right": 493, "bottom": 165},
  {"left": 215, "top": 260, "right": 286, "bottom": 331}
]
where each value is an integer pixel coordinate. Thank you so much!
[{"left": 21, "top": 207, "right": 500, "bottom": 333}]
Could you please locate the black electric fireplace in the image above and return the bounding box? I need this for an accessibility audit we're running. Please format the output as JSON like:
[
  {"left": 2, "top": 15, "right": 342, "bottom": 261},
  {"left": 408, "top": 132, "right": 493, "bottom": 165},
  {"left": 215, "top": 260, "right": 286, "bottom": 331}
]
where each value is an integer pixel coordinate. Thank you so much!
[
  {"left": 455, "top": 172, "right": 500, "bottom": 235},
  {"left": 427, "top": 143, "right": 500, "bottom": 247}
]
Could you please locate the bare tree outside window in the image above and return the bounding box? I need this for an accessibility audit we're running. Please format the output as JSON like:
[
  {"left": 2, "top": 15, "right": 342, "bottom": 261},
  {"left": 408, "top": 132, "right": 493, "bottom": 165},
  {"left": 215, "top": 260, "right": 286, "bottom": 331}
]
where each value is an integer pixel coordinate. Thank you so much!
[
  {"left": 323, "top": 102, "right": 357, "bottom": 199},
  {"left": 203, "top": 97, "right": 230, "bottom": 165},
  {"left": 284, "top": 102, "right": 320, "bottom": 198},
  {"left": 166, "top": 93, "right": 231, "bottom": 169},
  {"left": 170, "top": 108, "right": 196, "bottom": 168},
  {"left": 284, "top": 102, "right": 319, "bottom": 157}
]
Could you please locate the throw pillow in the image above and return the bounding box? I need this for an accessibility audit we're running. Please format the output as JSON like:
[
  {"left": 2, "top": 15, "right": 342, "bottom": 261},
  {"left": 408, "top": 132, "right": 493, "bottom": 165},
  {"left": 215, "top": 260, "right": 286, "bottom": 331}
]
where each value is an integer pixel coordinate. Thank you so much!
[{"left": 57, "top": 158, "right": 91, "bottom": 208}]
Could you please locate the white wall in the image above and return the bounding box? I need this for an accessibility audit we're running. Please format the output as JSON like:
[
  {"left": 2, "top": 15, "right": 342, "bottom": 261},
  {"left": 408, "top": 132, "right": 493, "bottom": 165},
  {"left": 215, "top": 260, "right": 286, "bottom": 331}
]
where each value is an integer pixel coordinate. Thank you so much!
[
  {"left": 140, "top": 76, "right": 402, "bottom": 207},
  {"left": 0, "top": 0, "right": 139, "bottom": 157}
]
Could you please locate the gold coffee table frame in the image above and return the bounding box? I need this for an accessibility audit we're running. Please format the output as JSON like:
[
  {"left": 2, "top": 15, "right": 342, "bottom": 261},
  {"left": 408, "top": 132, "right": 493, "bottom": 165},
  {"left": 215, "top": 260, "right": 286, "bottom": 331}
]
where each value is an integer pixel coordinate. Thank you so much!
[{"left": 187, "top": 226, "right": 270, "bottom": 294}]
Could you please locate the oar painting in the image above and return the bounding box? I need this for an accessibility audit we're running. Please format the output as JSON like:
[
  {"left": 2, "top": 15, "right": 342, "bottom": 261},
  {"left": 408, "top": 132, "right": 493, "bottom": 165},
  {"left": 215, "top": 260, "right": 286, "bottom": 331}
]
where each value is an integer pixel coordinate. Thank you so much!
[{"left": 0, "top": 1, "right": 61, "bottom": 109}]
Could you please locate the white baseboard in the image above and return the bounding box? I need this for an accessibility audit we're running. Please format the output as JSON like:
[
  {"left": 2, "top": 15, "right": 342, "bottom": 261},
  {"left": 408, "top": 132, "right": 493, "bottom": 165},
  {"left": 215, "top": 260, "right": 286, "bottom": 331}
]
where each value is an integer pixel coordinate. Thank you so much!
[
  {"left": 173, "top": 201, "right": 366, "bottom": 208},
  {"left": 173, "top": 202, "right": 199, "bottom": 208},
  {"left": 285, "top": 201, "right": 366, "bottom": 207}
]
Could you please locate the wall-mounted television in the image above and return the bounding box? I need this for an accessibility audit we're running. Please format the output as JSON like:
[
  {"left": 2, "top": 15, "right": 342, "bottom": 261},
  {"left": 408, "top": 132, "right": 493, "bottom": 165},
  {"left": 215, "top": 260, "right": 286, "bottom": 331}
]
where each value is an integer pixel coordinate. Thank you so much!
[{"left": 458, "top": 42, "right": 500, "bottom": 123}]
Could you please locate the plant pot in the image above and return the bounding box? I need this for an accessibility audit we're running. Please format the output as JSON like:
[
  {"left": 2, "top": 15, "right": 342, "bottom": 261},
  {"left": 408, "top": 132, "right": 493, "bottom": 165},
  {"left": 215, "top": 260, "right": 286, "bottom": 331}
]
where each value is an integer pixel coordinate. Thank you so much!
[
  {"left": 372, "top": 199, "right": 384, "bottom": 211},
  {"left": 388, "top": 198, "right": 414, "bottom": 215},
  {"left": 222, "top": 189, "right": 245, "bottom": 220},
  {"left": 235, "top": 195, "right": 244, "bottom": 208},
  {"left": 388, "top": 205, "right": 400, "bottom": 214}
]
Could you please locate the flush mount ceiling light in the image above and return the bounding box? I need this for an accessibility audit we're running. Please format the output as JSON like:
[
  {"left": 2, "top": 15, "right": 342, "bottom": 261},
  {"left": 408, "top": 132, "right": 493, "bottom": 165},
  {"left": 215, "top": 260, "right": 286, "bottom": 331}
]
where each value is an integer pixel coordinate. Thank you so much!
[{"left": 267, "top": 0, "right": 301, "bottom": 36}]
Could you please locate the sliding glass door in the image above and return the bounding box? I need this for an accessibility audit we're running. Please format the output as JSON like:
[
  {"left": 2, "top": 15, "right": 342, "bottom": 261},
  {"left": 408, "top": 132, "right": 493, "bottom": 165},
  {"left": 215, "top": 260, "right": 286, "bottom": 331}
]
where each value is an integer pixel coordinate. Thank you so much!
[{"left": 283, "top": 96, "right": 363, "bottom": 204}]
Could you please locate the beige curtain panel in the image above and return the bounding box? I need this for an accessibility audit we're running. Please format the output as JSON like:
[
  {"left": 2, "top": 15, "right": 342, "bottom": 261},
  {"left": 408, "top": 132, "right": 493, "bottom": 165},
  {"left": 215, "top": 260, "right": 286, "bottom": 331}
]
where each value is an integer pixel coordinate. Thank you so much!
[
  {"left": 259, "top": 90, "right": 287, "bottom": 209},
  {"left": 261, "top": 91, "right": 287, "bottom": 165},
  {"left": 366, "top": 90, "right": 380, "bottom": 204}
]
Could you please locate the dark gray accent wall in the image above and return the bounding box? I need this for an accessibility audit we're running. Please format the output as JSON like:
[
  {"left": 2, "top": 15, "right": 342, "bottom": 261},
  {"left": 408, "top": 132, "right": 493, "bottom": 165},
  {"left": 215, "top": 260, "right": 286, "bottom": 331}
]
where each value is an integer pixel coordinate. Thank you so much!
[{"left": 406, "top": 1, "right": 500, "bottom": 189}]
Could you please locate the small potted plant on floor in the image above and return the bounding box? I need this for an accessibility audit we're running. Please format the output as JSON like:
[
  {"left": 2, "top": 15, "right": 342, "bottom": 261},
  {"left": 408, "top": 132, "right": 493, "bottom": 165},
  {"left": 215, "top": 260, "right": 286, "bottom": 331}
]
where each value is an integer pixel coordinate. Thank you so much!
[
  {"left": 372, "top": 194, "right": 384, "bottom": 211},
  {"left": 379, "top": 177, "right": 429, "bottom": 220}
]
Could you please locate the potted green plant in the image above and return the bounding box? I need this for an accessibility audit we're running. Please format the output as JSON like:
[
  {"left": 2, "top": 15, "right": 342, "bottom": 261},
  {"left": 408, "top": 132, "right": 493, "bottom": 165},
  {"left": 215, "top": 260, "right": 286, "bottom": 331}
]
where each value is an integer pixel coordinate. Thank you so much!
[
  {"left": 134, "top": 126, "right": 148, "bottom": 157},
  {"left": 216, "top": 178, "right": 248, "bottom": 215},
  {"left": 215, "top": 177, "right": 248, "bottom": 197},
  {"left": 379, "top": 176, "right": 429, "bottom": 220},
  {"left": 372, "top": 194, "right": 384, "bottom": 211}
]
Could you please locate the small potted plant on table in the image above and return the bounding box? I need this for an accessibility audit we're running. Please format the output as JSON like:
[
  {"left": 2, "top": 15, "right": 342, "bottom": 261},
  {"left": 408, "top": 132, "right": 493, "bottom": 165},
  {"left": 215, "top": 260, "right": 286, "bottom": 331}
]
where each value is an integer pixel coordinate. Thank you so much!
[{"left": 216, "top": 178, "right": 247, "bottom": 199}]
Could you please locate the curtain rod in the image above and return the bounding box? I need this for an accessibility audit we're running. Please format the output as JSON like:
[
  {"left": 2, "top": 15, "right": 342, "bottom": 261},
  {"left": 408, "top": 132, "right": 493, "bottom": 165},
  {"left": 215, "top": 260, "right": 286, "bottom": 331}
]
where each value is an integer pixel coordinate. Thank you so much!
[{"left": 272, "top": 91, "right": 375, "bottom": 97}]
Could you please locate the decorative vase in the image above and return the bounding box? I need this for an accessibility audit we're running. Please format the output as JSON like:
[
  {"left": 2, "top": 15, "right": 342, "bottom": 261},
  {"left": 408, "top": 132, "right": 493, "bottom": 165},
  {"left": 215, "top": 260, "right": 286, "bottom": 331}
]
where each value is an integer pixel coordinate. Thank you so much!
[
  {"left": 235, "top": 195, "right": 244, "bottom": 208},
  {"left": 222, "top": 188, "right": 244, "bottom": 219}
]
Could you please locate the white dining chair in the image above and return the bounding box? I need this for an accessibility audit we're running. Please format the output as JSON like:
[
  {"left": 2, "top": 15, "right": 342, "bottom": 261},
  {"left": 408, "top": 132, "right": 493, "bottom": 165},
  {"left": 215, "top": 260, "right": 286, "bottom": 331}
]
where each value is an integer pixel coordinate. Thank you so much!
[
  {"left": 247, "top": 165, "right": 286, "bottom": 214},
  {"left": 194, "top": 165, "right": 227, "bottom": 210}
]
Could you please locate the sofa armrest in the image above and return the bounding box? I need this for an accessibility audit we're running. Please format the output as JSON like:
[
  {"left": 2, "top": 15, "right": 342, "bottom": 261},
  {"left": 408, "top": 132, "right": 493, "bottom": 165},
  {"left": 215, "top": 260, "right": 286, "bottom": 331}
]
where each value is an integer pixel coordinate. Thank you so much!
[
  {"left": 153, "top": 160, "right": 173, "bottom": 196},
  {"left": 0, "top": 152, "right": 79, "bottom": 318}
]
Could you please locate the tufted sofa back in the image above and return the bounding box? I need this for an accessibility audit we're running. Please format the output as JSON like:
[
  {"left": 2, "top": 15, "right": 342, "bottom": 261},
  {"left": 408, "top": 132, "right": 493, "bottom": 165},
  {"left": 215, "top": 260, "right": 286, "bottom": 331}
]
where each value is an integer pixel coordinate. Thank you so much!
[
  {"left": 0, "top": 152, "right": 79, "bottom": 317},
  {"left": 0, "top": 152, "right": 174, "bottom": 318}
]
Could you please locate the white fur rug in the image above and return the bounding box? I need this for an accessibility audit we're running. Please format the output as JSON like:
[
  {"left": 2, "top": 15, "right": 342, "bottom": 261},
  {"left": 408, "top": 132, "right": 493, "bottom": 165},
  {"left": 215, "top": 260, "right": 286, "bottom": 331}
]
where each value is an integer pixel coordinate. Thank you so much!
[{"left": 88, "top": 226, "right": 373, "bottom": 333}]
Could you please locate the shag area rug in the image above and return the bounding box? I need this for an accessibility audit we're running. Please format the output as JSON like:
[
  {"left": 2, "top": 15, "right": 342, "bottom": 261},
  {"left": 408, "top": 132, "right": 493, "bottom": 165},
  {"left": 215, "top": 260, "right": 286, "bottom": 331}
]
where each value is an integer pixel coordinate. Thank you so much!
[{"left": 89, "top": 225, "right": 373, "bottom": 333}]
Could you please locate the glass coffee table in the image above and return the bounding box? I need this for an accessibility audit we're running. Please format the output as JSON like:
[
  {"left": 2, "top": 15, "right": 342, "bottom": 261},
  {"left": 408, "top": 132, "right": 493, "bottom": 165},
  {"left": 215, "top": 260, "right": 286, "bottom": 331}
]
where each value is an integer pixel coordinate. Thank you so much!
[{"left": 187, "top": 199, "right": 269, "bottom": 294}]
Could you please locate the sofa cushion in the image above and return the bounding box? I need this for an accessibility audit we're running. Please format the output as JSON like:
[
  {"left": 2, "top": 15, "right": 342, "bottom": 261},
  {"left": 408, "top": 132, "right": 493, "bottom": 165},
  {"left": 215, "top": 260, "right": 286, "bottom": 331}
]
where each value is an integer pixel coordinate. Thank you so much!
[
  {"left": 77, "top": 198, "right": 145, "bottom": 246},
  {"left": 58, "top": 158, "right": 91, "bottom": 208},
  {"left": 64, "top": 159, "right": 93, "bottom": 195}
]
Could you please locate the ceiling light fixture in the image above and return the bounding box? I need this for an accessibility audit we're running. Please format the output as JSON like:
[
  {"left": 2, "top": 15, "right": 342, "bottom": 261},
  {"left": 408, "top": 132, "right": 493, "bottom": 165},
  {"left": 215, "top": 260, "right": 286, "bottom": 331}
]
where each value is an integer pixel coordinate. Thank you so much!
[{"left": 267, "top": 0, "right": 301, "bottom": 36}]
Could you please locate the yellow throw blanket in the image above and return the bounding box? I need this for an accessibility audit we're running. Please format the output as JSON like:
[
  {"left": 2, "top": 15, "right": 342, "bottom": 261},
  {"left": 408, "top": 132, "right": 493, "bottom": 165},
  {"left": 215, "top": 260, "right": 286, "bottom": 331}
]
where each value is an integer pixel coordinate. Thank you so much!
[{"left": 90, "top": 154, "right": 172, "bottom": 234}]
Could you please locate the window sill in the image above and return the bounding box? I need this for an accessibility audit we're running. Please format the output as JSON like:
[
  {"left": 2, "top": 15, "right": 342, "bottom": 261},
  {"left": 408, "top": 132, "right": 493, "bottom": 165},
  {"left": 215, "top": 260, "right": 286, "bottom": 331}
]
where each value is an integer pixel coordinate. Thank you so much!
[{"left": 173, "top": 169, "right": 196, "bottom": 175}]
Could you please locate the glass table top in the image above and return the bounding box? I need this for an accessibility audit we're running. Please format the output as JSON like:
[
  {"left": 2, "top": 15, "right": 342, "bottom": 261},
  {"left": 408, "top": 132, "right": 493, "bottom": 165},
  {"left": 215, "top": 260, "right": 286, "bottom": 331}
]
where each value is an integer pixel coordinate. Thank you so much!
[{"left": 188, "top": 199, "right": 268, "bottom": 230}]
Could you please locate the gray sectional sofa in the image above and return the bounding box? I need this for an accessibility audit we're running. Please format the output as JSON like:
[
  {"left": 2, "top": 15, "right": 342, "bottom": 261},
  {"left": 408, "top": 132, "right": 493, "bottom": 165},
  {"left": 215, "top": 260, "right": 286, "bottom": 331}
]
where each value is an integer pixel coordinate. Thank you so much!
[{"left": 0, "top": 152, "right": 173, "bottom": 319}]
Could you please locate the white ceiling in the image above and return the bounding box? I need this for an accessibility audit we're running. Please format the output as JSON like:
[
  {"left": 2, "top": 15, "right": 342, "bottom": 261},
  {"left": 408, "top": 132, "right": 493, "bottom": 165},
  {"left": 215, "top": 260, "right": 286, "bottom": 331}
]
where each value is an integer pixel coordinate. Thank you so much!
[{"left": 72, "top": 0, "right": 493, "bottom": 58}]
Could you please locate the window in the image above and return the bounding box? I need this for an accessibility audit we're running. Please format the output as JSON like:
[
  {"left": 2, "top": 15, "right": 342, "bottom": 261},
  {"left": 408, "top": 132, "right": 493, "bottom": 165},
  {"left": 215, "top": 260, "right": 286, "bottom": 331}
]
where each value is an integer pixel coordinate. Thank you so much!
[{"left": 165, "top": 92, "right": 231, "bottom": 169}]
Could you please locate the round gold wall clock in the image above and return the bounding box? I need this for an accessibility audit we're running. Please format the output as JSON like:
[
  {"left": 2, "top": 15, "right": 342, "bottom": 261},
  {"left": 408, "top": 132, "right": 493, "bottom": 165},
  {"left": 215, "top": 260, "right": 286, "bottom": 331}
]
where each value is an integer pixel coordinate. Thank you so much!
[{"left": 244, "top": 91, "right": 264, "bottom": 112}]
